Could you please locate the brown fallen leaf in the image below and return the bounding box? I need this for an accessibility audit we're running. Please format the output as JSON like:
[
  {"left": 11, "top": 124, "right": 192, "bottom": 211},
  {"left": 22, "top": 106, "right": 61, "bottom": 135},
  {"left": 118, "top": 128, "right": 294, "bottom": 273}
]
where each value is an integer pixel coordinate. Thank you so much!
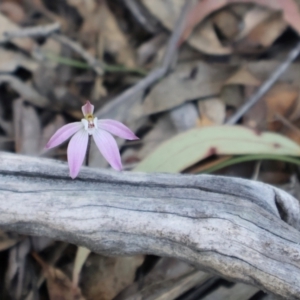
[
  {"left": 0, "top": 1, "right": 26, "bottom": 24},
  {"left": 0, "top": 75, "right": 49, "bottom": 108},
  {"left": 0, "top": 13, "right": 35, "bottom": 52},
  {"left": 235, "top": 5, "right": 273, "bottom": 40},
  {"left": 21, "top": 105, "right": 41, "bottom": 155},
  {"left": 32, "top": 252, "right": 85, "bottom": 300},
  {"left": 141, "top": 0, "right": 231, "bottom": 55},
  {"left": 80, "top": 254, "right": 144, "bottom": 300},
  {"left": 192, "top": 19, "right": 232, "bottom": 55},
  {"left": 142, "top": 61, "right": 235, "bottom": 115},
  {"left": 68, "top": 0, "right": 136, "bottom": 68},
  {"left": 181, "top": 0, "right": 300, "bottom": 44},
  {"left": 0, "top": 48, "right": 38, "bottom": 73},
  {"left": 123, "top": 113, "right": 178, "bottom": 166},
  {"left": 224, "top": 67, "right": 261, "bottom": 86},
  {"left": 289, "top": 93, "right": 300, "bottom": 122},
  {"left": 198, "top": 98, "right": 226, "bottom": 125},
  {"left": 243, "top": 90, "right": 268, "bottom": 130},
  {"left": 248, "top": 60, "right": 300, "bottom": 84},
  {"left": 275, "top": 113, "right": 300, "bottom": 144},
  {"left": 13, "top": 99, "right": 42, "bottom": 155},
  {"left": 101, "top": 2, "right": 136, "bottom": 67},
  {"left": 66, "top": 0, "right": 103, "bottom": 58},
  {"left": 115, "top": 257, "right": 196, "bottom": 299},
  {"left": 197, "top": 114, "right": 215, "bottom": 127},
  {"left": 221, "top": 85, "right": 244, "bottom": 108},
  {"left": 221, "top": 67, "right": 260, "bottom": 109},
  {"left": 118, "top": 270, "right": 211, "bottom": 300},
  {"left": 198, "top": 97, "right": 226, "bottom": 126},
  {"left": 282, "top": 119, "right": 300, "bottom": 145},
  {"left": 235, "top": 11, "right": 287, "bottom": 52},
  {"left": 264, "top": 83, "right": 299, "bottom": 126},
  {"left": 249, "top": 12, "right": 287, "bottom": 48},
  {"left": 212, "top": 9, "right": 240, "bottom": 40},
  {"left": 243, "top": 83, "right": 299, "bottom": 132}
]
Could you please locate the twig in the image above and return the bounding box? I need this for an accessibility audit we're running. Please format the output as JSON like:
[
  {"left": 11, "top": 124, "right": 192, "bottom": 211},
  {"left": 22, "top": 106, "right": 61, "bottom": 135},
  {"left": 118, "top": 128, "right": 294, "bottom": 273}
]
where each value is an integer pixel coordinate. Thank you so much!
[
  {"left": 96, "top": 0, "right": 194, "bottom": 119},
  {"left": 51, "top": 33, "right": 104, "bottom": 76},
  {"left": 124, "top": 0, "right": 160, "bottom": 33},
  {"left": 3, "top": 22, "right": 60, "bottom": 39},
  {"left": 226, "top": 41, "right": 300, "bottom": 125}
]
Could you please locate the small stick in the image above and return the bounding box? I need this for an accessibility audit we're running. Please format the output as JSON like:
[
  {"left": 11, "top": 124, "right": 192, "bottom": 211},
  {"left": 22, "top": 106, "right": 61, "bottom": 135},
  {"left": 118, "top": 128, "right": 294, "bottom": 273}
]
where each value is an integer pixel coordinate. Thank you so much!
[
  {"left": 3, "top": 22, "right": 60, "bottom": 39},
  {"left": 226, "top": 41, "right": 300, "bottom": 125}
]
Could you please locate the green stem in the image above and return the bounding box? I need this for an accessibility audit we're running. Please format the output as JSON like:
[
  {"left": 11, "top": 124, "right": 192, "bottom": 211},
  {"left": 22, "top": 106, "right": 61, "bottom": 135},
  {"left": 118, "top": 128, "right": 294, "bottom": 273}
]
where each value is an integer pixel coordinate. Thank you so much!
[
  {"left": 44, "top": 52, "right": 90, "bottom": 68},
  {"left": 43, "top": 52, "right": 147, "bottom": 75},
  {"left": 199, "top": 154, "right": 300, "bottom": 174},
  {"left": 103, "top": 64, "right": 147, "bottom": 76},
  {"left": 85, "top": 136, "right": 92, "bottom": 167}
]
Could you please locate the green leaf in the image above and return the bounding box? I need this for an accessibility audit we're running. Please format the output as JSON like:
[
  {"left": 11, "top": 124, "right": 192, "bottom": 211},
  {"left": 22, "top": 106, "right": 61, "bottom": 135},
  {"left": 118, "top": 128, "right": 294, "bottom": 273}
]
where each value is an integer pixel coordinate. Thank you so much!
[
  {"left": 200, "top": 154, "right": 300, "bottom": 174},
  {"left": 134, "top": 125, "right": 300, "bottom": 173}
]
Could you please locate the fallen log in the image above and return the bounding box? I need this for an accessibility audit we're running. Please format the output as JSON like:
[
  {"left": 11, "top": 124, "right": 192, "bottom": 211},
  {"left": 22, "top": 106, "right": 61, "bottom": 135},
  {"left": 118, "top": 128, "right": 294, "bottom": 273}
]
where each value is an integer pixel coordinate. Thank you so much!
[{"left": 0, "top": 152, "right": 300, "bottom": 299}]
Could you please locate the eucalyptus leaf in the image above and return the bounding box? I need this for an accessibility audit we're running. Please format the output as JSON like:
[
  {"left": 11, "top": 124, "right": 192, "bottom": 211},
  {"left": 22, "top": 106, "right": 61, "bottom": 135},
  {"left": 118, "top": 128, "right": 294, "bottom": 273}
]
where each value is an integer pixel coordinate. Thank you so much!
[{"left": 134, "top": 126, "right": 300, "bottom": 173}]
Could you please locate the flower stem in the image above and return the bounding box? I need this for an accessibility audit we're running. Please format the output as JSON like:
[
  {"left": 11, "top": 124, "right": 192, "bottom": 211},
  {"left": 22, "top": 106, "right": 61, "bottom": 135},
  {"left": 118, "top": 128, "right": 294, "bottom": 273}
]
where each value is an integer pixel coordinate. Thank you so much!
[{"left": 85, "top": 136, "right": 92, "bottom": 166}]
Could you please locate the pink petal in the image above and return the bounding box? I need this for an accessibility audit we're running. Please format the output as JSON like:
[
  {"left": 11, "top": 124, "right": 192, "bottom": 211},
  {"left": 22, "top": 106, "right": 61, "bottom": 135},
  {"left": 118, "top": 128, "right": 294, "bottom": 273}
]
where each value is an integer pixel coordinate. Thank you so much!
[
  {"left": 97, "top": 119, "right": 139, "bottom": 140},
  {"left": 82, "top": 101, "right": 94, "bottom": 116},
  {"left": 45, "top": 122, "right": 82, "bottom": 149},
  {"left": 67, "top": 129, "right": 89, "bottom": 179},
  {"left": 93, "top": 129, "right": 122, "bottom": 171}
]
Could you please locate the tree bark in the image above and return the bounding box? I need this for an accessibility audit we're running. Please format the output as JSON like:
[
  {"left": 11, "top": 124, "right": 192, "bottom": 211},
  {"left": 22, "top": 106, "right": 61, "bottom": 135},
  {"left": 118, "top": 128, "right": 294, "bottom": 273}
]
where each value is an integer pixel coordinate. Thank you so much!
[{"left": 1, "top": 152, "right": 300, "bottom": 299}]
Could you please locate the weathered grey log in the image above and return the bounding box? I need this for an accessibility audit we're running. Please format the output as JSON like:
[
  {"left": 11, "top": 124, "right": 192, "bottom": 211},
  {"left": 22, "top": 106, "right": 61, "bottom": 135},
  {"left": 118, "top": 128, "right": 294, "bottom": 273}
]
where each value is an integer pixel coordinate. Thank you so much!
[{"left": 1, "top": 152, "right": 300, "bottom": 299}]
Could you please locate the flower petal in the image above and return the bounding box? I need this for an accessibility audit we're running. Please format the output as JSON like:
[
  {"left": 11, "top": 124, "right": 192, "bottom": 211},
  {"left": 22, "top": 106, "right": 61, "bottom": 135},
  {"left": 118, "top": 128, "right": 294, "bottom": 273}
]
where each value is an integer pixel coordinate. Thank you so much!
[
  {"left": 93, "top": 129, "right": 122, "bottom": 171},
  {"left": 67, "top": 129, "right": 89, "bottom": 179},
  {"left": 82, "top": 101, "right": 94, "bottom": 116},
  {"left": 45, "top": 122, "right": 82, "bottom": 149},
  {"left": 98, "top": 119, "right": 139, "bottom": 140}
]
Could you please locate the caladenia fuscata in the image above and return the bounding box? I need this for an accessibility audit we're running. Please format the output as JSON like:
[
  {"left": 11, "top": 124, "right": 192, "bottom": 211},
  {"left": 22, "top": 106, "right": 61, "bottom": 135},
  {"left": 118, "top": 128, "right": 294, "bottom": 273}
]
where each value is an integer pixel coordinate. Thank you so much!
[{"left": 45, "top": 101, "right": 138, "bottom": 178}]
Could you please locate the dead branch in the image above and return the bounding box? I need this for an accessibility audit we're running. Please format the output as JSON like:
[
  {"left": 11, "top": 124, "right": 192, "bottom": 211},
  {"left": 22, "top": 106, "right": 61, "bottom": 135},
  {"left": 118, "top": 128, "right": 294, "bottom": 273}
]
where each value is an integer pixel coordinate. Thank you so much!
[{"left": 1, "top": 152, "right": 300, "bottom": 298}]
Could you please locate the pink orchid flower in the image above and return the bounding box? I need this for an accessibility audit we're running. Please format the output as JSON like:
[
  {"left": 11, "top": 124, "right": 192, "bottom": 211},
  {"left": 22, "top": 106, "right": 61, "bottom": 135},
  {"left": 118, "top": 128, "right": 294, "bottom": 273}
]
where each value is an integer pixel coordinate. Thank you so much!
[{"left": 46, "top": 101, "right": 138, "bottom": 179}]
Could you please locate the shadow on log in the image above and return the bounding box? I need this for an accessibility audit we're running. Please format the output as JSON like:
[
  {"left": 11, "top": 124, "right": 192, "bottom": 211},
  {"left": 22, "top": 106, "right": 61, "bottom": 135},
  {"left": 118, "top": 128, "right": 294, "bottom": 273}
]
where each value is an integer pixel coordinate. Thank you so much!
[{"left": 0, "top": 152, "right": 300, "bottom": 299}]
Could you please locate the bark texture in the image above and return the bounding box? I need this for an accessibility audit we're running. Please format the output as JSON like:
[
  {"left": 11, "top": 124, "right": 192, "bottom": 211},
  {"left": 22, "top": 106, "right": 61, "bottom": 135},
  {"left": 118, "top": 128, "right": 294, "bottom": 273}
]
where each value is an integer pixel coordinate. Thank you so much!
[{"left": 0, "top": 152, "right": 300, "bottom": 298}]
